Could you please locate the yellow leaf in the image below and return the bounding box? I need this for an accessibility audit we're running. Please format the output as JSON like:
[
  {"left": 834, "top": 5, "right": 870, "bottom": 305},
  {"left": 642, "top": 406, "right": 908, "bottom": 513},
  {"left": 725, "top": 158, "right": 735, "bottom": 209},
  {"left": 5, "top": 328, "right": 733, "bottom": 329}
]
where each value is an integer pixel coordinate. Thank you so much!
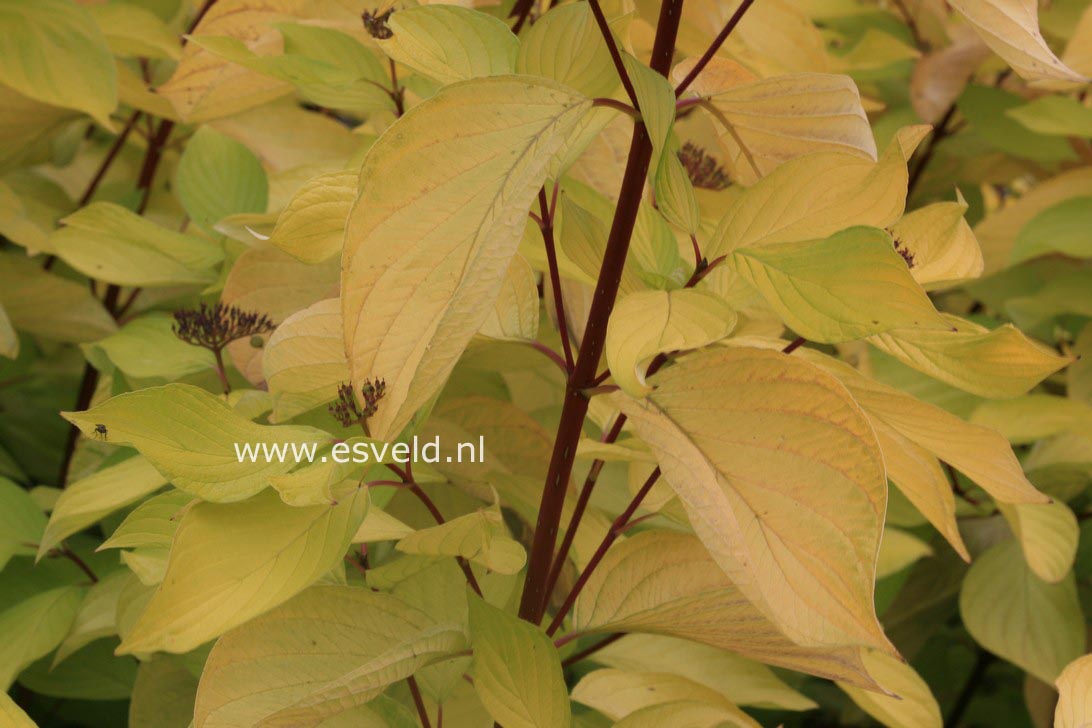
[
  {"left": 194, "top": 585, "right": 465, "bottom": 727},
  {"left": 949, "top": 0, "right": 1087, "bottom": 86},
  {"left": 889, "top": 195, "right": 984, "bottom": 290},
  {"left": 868, "top": 314, "right": 1071, "bottom": 398},
  {"left": 572, "top": 670, "right": 759, "bottom": 727},
  {"left": 973, "top": 167, "right": 1092, "bottom": 274},
  {"left": 837, "top": 650, "right": 942, "bottom": 728},
  {"left": 0, "top": 0, "right": 117, "bottom": 127},
  {"left": 970, "top": 395, "right": 1091, "bottom": 445},
  {"left": 88, "top": 2, "right": 181, "bottom": 60},
  {"left": 100, "top": 491, "right": 193, "bottom": 552},
  {"left": 157, "top": 0, "right": 304, "bottom": 122},
  {"left": 606, "top": 288, "right": 736, "bottom": 396},
  {"left": 614, "top": 348, "right": 892, "bottom": 653},
  {"left": 396, "top": 501, "right": 525, "bottom": 575},
  {"left": 120, "top": 487, "right": 367, "bottom": 655},
  {"left": 62, "top": 384, "right": 331, "bottom": 503},
  {"left": 1055, "top": 654, "right": 1092, "bottom": 728},
  {"left": 0, "top": 692, "right": 35, "bottom": 728},
  {"left": 705, "top": 139, "right": 911, "bottom": 259},
  {"left": 594, "top": 633, "right": 816, "bottom": 711},
  {"left": 469, "top": 594, "right": 571, "bottom": 728},
  {"left": 0, "top": 252, "right": 116, "bottom": 343},
  {"left": 263, "top": 298, "right": 349, "bottom": 423},
  {"left": 877, "top": 528, "right": 933, "bottom": 578},
  {"left": 342, "top": 77, "right": 590, "bottom": 440},
  {"left": 37, "top": 456, "right": 167, "bottom": 560},
  {"left": 805, "top": 350, "right": 1048, "bottom": 506},
  {"left": 0, "top": 304, "right": 16, "bottom": 360},
  {"left": 0, "top": 587, "right": 83, "bottom": 690},
  {"left": 997, "top": 500, "right": 1079, "bottom": 583},
  {"left": 675, "top": 57, "right": 876, "bottom": 183},
  {"left": 267, "top": 169, "right": 357, "bottom": 264},
  {"left": 378, "top": 6, "right": 519, "bottom": 85},
  {"left": 222, "top": 248, "right": 340, "bottom": 385},
  {"left": 960, "top": 539, "right": 1085, "bottom": 683},
  {"left": 571, "top": 529, "right": 882, "bottom": 689},
  {"left": 731, "top": 226, "right": 947, "bottom": 343},
  {"left": 517, "top": 3, "right": 619, "bottom": 97},
  {"left": 50, "top": 202, "right": 223, "bottom": 287},
  {"left": 478, "top": 255, "right": 540, "bottom": 343}
]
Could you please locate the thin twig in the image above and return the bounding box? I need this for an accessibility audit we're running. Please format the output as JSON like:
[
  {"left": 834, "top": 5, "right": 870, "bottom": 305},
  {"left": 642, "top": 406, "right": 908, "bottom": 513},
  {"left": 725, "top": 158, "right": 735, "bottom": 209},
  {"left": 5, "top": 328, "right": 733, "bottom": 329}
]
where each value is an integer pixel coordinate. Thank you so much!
[
  {"left": 907, "top": 104, "right": 958, "bottom": 198},
  {"left": 526, "top": 340, "right": 569, "bottom": 375},
  {"left": 407, "top": 675, "right": 432, "bottom": 728},
  {"left": 546, "top": 466, "right": 661, "bottom": 635},
  {"left": 561, "top": 632, "right": 623, "bottom": 668},
  {"left": 588, "top": 0, "right": 641, "bottom": 110},
  {"left": 539, "top": 188, "right": 574, "bottom": 370},
  {"left": 674, "top": 0, "right": 758, "bottom": 97},
  {"left": 591, "top": 97, "right": 640, "bottom": 119},
  {"left": 541, "top": 415, "right": 628, "bottom": 603},
  {"left": 406, "top": 481, "right": 484, "bottom": 597},
  {"left": 945, "top": 462, "right": 980, "bottom": 506},
  {"left": 781, "top": 336, "right": 806, "bottom": 354},
  {"left": 944, "top": 649, "right": 994, "bottom": 728}
]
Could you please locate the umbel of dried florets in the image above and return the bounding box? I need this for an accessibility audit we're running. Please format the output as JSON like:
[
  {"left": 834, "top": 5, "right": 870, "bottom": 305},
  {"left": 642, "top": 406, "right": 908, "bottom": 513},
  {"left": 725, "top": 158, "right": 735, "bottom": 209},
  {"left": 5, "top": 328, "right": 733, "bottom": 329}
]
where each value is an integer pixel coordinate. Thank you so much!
[
  {"left": 329, "top": 380, "right": 387, "bottom": 428},
  {"left": 363, "top": 8, "right": 394, "bottom": 39},
  {"left": 172, "top": 302, "right": 275, "bottom": 352},
  {"left": 677, "top": 142, "right": 732, "bottom": 191}
]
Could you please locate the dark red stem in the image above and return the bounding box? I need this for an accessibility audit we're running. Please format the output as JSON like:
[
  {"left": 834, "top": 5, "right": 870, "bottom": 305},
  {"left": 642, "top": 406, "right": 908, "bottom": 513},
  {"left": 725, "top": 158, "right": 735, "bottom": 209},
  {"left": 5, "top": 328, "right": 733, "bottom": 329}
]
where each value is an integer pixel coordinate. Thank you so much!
[{"left": 674, "top": 0, "right": 757, "bottom": 97}]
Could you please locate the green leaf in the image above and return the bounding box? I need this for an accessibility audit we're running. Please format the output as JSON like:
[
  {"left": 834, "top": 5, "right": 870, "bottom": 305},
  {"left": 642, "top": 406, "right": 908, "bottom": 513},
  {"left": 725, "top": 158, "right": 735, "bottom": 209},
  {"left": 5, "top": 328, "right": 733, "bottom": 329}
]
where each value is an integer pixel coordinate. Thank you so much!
[
  {"left": 62, "top": 383, "right": 331, "bottom": 503},
  {"left": 957, "top": 85, "right": 1076, "bottom": 163},
  {"left": 0, "top": 252, "right": 116, "bottom": 343},
  {"left": 0, "top": 0, "right": 117, "bottom": 126},
  {"left": 0, "top": 476, "right": 46, "bottom": 569},
  {"left": 119, "top": 487, "right": 368, "bottom": 655},
  {"left": 176, "top": 127, "right": 268, "bottom": 234},
  {"left": 997, "top": 500, "right": 1080, "bottom": 583},
  {"left": 100, "top": 490, "right": 193, "bottom": 552},
  {"left": 51, "top": 202, "right": 223, "bottom": 287},
  {"left": 1011, "top": 197, "right": 1092, "bottom": 264},
  {"left": 88, "top": 2, "right": 181, "bottom": 60},
  {"left": 731, "top": 226, "right": 947, "bottom": 343},
  {"left": 129, "top": 655, "right": 200, "bottom": 728},
  {"left": 517, "top": 3, "right": 619, "bottom": 97},
  {"left": 54, "top": 570, "right": 131, "bottom": 665},
  {"left": 396, "top": 500, "right": 525, "bottom": 574},
  {"left": 19, "top": 638, "right": 136, "bottom": 701},
  {"left": 37, "top": 456, "right": 167, "bottom": 560},
  {"left": 82, "top": 314, "right": 217, "bottom": 383},
  {"left": 342, "top": 76, "right": 590, "bottom": 439},
  {"left": 960, "top": 539, "right": 1085, "bottom": 683},
  {"left": 469, "top": 594, "right": 571, "bottom": 728},
  {"left": 378, "top": 6, "right": 519, "bottom": 85},
  {"left": 0, "top": 586, "right": 83, "bottom": 689},
  {"left": 193, "top": 585, "right": 465, "bottom": 726},
  {"left": 1006, "top": 95, "right": 1092, "bottom": 137}
]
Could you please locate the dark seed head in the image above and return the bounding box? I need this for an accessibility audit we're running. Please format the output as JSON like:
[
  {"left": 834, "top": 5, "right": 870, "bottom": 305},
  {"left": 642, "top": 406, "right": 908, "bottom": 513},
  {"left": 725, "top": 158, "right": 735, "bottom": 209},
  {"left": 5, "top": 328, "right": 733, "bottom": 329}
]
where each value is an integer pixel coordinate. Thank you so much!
[
  {"left": 362, "top": 8, "right": 394, "bottom": 39},
  {"left": 329, "top": 379, "right": 387, "bottom": 428},
  {"left": 171, "top": 302, "right": 275, "bottom": 352}
]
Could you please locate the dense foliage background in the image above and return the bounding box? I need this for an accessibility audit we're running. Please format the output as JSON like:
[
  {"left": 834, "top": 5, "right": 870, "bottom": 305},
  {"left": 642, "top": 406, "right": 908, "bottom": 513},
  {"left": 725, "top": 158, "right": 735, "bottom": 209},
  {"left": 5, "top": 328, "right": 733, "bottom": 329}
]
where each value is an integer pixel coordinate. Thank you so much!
[{"left": 0, "top": 0, "right": 1091, "bottom": 726}]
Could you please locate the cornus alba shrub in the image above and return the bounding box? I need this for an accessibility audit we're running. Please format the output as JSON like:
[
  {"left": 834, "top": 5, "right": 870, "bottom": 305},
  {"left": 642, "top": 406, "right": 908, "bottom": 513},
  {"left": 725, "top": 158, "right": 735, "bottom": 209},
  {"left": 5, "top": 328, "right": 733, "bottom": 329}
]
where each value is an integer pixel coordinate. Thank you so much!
[{"left": 2, "top": 0, "right": 1092, "bottom": 726}]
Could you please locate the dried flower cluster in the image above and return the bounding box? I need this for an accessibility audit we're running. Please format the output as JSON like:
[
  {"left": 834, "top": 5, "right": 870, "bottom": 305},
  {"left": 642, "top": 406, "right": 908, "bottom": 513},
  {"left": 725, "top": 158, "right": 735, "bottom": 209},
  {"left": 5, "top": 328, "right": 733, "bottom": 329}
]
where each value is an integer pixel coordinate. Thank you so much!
[
  {"left": 893, "top": 236, "right": 916, "bottom": 268},
  {"left": 363, "top": 8, "right": 394, "bottom": 39},
  {"left": 171, "top": 302, "right": 275, "bottom": 352},
  {"left": 677, "top": 142, "right": 732, "bottom": 190},
  {"left": 329, "top": 380, "right": 388, "bottom": 428}
]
